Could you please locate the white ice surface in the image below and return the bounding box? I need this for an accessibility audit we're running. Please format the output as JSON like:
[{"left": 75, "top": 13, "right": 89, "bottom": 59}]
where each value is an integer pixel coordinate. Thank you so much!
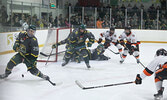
[{"left": 0, "top": 43, "right": 167, "bottom": 100}]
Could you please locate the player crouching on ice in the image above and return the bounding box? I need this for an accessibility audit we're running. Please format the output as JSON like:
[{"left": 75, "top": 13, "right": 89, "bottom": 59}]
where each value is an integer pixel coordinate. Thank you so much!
[
  {"left": 119, "top": 26, "right": 140, "bottom": 64},
  {"left": 97, "top": 27, "right": 122, "bottom": 55},
  {"left": 87, "top": 44, "right": 110, "bottom": 61},
  {"left": 60, "top": 24, "right": 95, "bottom": 69},
  {"left": 0, "top": 25, "right": 50, "bottom": 81},
  {"left": 71, "top": 44, "right": 110, "bottom": 62},
  {"left": 135, "top": 48, "right": 167, "bottom": 100}
]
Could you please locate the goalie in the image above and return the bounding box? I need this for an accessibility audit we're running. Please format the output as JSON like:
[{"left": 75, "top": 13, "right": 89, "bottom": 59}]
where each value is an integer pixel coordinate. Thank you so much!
[{"left": 53, "top": 24, "right": 95, "bottom": 69}]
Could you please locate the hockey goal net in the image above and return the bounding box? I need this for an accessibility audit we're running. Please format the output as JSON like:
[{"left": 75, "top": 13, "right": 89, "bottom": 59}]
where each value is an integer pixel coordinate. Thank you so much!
[{"left": 38, "top": 27, "right": 71, "bottom": 62}]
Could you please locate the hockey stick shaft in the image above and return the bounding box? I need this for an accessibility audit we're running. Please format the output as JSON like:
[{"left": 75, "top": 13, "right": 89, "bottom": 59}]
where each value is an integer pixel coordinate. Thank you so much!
[
  {"left": 76, "top": 80, "right": 134, "bottom": 90},
  {"left": 107, "top": 48, "right": 119, "bottom": 54},
  {"left": 48, "top": 79, "right": 56, "bottom": 86},
  {"left": 45, "top": 49, "right": 53, "bottom": 65},
  {"left": 40, "top": 50, "right": 66, "bottom": 57}
]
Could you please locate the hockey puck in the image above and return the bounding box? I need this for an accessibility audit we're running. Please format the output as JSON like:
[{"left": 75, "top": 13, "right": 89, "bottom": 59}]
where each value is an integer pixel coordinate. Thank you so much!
[{"left": 22, "top": 74, "right": 24, "bottom": 77}]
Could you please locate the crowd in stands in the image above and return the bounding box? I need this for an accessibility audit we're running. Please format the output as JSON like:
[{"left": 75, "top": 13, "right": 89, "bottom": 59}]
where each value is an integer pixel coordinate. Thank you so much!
[{"left": 0, "top": 2, "right": 167, "bottom": 31}]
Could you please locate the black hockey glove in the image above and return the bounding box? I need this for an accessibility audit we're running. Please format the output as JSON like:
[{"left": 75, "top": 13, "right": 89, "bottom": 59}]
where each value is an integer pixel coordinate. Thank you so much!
[
  {"left": 135, "top": 74, "right": 142, "bottom": 85},
  {"left": 13, "top": 42, "right": 19, "bottom": 52},
  {"left": 119, "top": 40, "right": 125, "bottom": 46},
  {"left": 98, "top": 38, "right": 102, "bottom": 44}
]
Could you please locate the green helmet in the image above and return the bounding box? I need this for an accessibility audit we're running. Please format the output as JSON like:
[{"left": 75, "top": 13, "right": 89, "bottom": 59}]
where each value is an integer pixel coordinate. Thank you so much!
[
  {"left": 79, "top": 24, "right": 86, "bottom": 30},
  {"left": 28, "top": 25, "right": 36, "bottom": 31}
]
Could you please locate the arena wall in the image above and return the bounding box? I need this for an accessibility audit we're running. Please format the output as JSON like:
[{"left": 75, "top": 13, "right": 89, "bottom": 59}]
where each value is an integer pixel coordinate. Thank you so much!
[{"left": 0, "top": 29, "right": 166, "bottom": 55}]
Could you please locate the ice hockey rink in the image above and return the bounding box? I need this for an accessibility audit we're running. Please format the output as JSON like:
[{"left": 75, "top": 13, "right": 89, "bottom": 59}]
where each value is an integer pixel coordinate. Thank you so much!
[{"left": 0, "top": 43, "right": 167, "bottom": 100}]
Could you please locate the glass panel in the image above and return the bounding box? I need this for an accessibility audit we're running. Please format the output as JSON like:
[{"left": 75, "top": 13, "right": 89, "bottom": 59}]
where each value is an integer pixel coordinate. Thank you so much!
[
  {"left": 84, "top": 7, "right": 95, "bottom": 28},
  {"left": 22, "top": 2, "right": 32, "bottom": 30},
  {"left": 127, "top": 7, "right": 141, "bottom": 29},
  {"left": 112, "top": 6, "right": 125, "bottom": 29},
  {"left": 159, "top": 10, "right": 167, "bottom": 30},
  {"left": 70, "top": 6, "right": 82, "bottom": 28}
]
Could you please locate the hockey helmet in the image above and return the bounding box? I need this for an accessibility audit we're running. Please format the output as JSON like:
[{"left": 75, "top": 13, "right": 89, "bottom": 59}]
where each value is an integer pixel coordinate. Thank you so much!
[
  {"left": 28, "top": 25, "right": 36, "bottom": 31},
  {"left": 79, "top": 24, "right": 86, "bottom": 30},
  {"left": 110, "top": 27, "right": 115, "bottom": 31},
  {"left": 27, "top": 25, "right": 36, "bottom": 37},
  {"left": 124, "top": 26, "right": 131, "bottom": 36},
  {"left": 124, "top": 26, "right": 131, "bottom": 30},
  {"left": 156, "top": 48, "right": 167, "bottom": 56}
]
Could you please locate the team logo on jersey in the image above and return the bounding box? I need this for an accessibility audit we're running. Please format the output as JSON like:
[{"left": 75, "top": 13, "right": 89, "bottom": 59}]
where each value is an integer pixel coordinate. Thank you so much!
[{"left": 33, "top": 46, "right": 39, "bottom": 51}]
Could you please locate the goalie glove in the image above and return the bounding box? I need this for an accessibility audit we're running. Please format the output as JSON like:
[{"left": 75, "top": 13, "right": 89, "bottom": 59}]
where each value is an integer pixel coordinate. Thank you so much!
[{"left": 98, "top": 38, "right": 102, "bottom": 44}]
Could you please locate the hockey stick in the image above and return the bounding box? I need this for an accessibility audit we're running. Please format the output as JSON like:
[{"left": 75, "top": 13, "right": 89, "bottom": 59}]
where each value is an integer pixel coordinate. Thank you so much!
[
  {"left": 40, "top": 51, "right": 66, "bottom": 57},
  {"left": 19, "top": 51, "right": 56, "bottom": 86},
  {"left": 75, "top": 80, "right": 134, "bottom": 90},
  {"left": 107, "top": 48, "right": 119, "bottom": 55},
  {"left": 45, "top": 49, "right": 53, "bottom": 65}
]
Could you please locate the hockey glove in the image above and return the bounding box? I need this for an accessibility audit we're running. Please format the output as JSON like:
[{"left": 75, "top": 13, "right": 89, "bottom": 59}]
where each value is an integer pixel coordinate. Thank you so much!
[
  {"left": 52, "top": 44, "right": 58, "bottom": 49},
  {"left": 87, "top": 42, "right": 93, "bottom": 47},
  {"left": 135, "top": 74, "right": 142, "bottom": 85},
  {"left": 13, "top": 43, "right": 19, "bottom": 52},
  {"left": 119, "top": 40, "right": 125, "bottom": 46},
  {"left": 98, "top": 38, "right": 102, "bottom": 44}
]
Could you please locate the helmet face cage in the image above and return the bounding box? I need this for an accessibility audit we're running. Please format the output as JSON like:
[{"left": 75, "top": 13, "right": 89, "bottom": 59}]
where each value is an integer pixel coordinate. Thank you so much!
[{"left": 156, "top": 48, "right": 167, "bottom": 57}]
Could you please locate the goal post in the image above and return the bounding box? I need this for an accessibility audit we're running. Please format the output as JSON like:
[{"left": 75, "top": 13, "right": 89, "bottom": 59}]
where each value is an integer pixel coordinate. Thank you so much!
[{"left": 38, "top": 27, "right": 71, "bottom": 62}]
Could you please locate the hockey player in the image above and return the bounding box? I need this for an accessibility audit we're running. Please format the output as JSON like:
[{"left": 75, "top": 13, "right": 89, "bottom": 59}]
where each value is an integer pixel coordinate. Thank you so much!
[
  {"left": 0, "top": 25, "right": 50, "bottom": 81},
  {"left": 135, "top": 48, "right": 167, "bottom": 100},
  {"left": 98, "top": 27, "right": 122, "bottom": 54},
  {"left": 119, "top": 26, "right": 140, "bottom": 64},
  {"left": 62, "top": 24, "right": 95, "bottom": 68},
  {"left": 88, "top": 44, "right": 110, "bottom": 61}
]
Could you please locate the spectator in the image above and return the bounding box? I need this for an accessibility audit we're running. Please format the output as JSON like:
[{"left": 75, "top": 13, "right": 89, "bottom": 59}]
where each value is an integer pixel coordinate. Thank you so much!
[
  {"left": 96, "top": 18, "right": 103, "bottom": 28},
  {"left": 0, "top": 5, "right": 8, "bottom": 25},
  {"left": 64, "top": 18, "right": 71, "bottom": 27},
  {"left": 54, "top": 16, "right": 58, "bottom": 27}
]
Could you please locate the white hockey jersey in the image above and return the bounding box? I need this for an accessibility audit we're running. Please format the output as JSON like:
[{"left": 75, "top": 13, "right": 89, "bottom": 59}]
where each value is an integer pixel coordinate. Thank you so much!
[
  {"left": 99, "top": 31, "right": 117, "bottom": 43},
  {"left": 140, "top": 56, "right": 167, "bottom": 79},
  {"left": 119, "top": 31, "right": 138, "bottom": 44}
]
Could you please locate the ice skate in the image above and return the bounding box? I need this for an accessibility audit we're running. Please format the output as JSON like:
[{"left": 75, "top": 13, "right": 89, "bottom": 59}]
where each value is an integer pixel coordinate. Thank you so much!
[
  {"left": 154, "top": 87, "right": 164, "bottom": 100},
  {"left": 62, "top": 61, "right": 68, "bottom": 67},
  {"left": 0, "top": 73, "right": 8, "bottom": 79},
  {"left": 86, "top": 63, "right": 91, "bottom": 69},
  {"left": 120, "top": 59, "right": 124, "bottom": 64}
]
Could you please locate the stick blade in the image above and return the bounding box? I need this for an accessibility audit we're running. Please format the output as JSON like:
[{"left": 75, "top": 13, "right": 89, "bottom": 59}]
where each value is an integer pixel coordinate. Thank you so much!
[{"left": 75, "top": 80, "right": 85, "bottom": 89}]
